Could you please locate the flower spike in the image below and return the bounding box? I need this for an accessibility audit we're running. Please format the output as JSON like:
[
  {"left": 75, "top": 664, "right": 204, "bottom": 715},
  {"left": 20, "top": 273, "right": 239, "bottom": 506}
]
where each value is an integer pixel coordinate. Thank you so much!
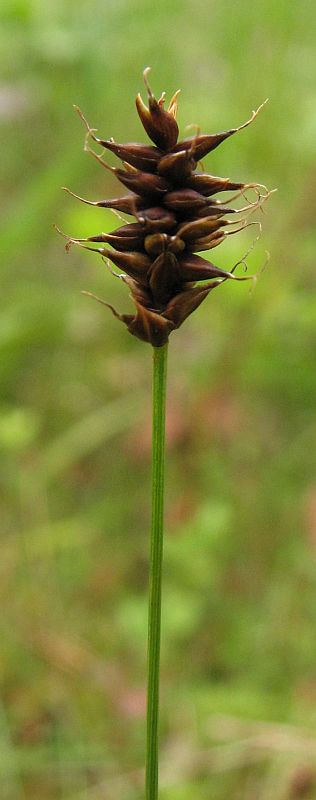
[{"left": 60, "top": 71, "right": 271, "bottom": 346}]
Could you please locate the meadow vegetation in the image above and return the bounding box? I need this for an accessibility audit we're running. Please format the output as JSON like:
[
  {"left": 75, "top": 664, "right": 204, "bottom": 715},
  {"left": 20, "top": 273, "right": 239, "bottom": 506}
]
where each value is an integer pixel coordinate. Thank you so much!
[{"left": 1, "top": 1, "right": 316, "bottom": 797}]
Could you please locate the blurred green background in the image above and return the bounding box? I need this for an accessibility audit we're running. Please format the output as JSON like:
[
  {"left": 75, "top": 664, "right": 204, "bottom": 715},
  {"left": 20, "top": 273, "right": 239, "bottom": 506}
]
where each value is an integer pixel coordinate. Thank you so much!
[{"left": 1, "top": 0, "right": 316, "bottom": 797}]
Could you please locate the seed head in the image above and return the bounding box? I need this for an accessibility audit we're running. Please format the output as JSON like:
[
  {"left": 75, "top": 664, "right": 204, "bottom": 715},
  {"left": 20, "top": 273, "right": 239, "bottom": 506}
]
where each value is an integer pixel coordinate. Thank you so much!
[{"left": 60, "top": 69, "right": 271, "bottom": 346}]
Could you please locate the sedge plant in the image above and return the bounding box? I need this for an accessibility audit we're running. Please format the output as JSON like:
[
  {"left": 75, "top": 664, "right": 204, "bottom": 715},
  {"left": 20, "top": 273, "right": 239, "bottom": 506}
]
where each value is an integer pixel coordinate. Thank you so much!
[{"left": 57, "top": 68, "right": 270, "bottom": 800}]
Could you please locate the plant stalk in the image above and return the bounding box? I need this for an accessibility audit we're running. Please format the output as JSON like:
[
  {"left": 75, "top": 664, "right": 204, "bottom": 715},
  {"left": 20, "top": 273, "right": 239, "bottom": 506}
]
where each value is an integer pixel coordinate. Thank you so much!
[{"left": 146, "top": 343, "right": 168, "bottom": 800}]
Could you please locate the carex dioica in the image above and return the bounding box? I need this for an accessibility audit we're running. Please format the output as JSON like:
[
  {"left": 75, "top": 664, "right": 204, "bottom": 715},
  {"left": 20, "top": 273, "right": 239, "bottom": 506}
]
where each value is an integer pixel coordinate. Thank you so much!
[{"left": 59, "top": 69, "right": 271, "bottom": 346}]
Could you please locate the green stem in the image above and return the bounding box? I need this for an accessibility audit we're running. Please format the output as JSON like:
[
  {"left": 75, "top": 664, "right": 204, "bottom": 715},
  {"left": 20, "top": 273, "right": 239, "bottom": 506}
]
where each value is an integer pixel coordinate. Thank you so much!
[{"left": 146, "top": 343, "right": 168, "bottom": 800}]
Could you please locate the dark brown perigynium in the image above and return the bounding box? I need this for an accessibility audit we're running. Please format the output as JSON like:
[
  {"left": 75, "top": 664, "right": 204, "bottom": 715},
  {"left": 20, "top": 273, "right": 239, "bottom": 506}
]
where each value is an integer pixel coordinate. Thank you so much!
[{"left": 61, "top": 69, "right": 269, "bottom": 347}]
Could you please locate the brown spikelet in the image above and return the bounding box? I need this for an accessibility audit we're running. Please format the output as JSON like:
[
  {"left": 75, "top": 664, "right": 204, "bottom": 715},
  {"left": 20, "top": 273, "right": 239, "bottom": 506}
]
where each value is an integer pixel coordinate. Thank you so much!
[{"left": 61, "top": 69, "right": 271, "bottom": 346}]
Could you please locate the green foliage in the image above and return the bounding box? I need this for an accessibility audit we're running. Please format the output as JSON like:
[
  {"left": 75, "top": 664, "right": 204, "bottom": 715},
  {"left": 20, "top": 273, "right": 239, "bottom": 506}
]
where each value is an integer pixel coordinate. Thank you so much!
[{"left": 1, "top": 0, "right": 316, "bottom": 797}]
